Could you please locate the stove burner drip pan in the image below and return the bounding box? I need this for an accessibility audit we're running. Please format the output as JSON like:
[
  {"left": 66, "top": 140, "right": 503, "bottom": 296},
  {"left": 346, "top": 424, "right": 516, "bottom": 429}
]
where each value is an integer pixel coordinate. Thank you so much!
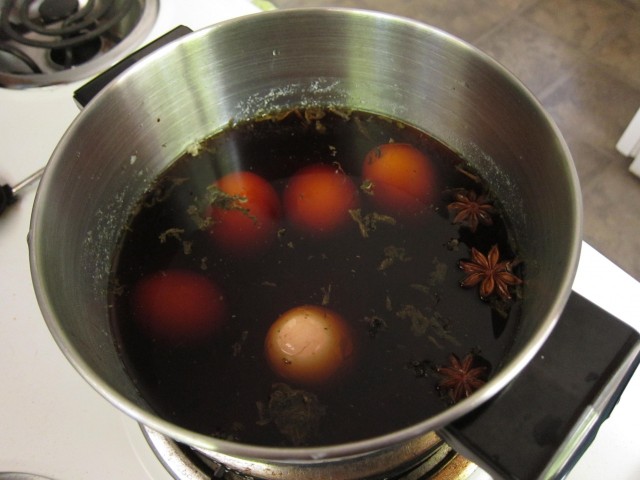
[
  {"left": 141, "top": 426, "right": 477, "bottom": 480},
  {"left": 0, "top": 0, "right": 159, "bottom": 88}
]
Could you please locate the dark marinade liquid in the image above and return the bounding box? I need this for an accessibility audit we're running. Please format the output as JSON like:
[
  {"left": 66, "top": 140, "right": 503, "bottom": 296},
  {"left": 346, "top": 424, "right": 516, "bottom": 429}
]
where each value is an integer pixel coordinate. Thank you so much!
[{"left": 109, "top": 108, "right": 523, "bottom": 447}]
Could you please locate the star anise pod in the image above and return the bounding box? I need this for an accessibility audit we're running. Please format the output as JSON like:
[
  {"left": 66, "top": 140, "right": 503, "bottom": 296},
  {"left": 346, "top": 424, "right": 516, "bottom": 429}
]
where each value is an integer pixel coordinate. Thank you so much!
[
  {"left": 459, "top": 244, "right": 522, "bottom": 300},
  {"left": 437, "top": 353, "right": 487, "bottom": 403},
  {"left": 447, "top": 189, "right": 495, "bottom": 232}
]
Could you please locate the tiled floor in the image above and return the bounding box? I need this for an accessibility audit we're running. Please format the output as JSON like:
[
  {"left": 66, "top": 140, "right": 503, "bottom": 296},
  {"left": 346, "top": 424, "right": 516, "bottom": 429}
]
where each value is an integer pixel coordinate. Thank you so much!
[{"left": 271, "top": 0, "right": 640, "bottom": 281}]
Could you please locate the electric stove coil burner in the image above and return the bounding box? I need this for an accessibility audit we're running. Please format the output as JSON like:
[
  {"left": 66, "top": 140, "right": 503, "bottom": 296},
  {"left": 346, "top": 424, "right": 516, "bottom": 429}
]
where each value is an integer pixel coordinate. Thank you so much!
[
  {"left": 0, "top": 0, "right": 159, "bottom": 88},
  {"left": 141, "top": 426, "right": 477, "bottom": 480}
]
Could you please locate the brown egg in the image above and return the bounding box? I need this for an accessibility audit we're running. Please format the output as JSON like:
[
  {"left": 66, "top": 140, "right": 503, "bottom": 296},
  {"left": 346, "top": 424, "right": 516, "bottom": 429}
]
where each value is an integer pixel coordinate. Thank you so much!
[{"left": 264, "top": 305, "right": 354, "bottom": 385}]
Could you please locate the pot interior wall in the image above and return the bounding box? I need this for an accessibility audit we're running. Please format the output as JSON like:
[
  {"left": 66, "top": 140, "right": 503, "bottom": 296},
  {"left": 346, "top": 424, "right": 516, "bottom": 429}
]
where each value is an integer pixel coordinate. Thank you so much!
[{"left": 30, "top": 8, "right": 580, "bottom": 456}]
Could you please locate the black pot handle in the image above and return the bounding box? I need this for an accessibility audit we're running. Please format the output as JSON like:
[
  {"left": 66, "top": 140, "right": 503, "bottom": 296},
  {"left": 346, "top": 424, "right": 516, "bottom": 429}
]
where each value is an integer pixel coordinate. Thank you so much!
[
  {"left": 73, "top": 25, "right": 193, "bottom": 108},
  {"left": 440, "top": 291, "right": 640, "bottom": 479}
]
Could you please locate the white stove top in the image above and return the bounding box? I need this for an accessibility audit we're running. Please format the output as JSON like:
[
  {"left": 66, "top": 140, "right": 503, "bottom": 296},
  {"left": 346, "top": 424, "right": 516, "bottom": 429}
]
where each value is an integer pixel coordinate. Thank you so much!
[{"left": 0, "top": 2, "right": 639, "bottom": 479}]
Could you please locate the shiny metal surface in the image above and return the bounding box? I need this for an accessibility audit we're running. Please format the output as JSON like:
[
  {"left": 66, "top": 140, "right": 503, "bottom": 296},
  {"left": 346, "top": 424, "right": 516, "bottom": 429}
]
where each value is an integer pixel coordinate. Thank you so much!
[
  {"left": 28, "top": 8, "right": 581, "bottom": 478},
  {"left": 144, "top": 425, "right": 446, "bottom": 480}
]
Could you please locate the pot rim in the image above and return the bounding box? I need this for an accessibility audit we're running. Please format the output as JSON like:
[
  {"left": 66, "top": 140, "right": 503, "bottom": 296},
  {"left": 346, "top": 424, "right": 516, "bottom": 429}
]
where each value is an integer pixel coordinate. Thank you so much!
[{"left": 29, "top": 7, "right": 582, "bottom": 462}]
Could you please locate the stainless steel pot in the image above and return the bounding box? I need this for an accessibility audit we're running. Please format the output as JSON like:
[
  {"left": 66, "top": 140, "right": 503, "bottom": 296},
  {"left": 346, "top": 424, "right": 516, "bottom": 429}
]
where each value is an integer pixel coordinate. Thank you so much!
[{"left": 28, "top": 8, "right": 581, "bottom": 479}]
